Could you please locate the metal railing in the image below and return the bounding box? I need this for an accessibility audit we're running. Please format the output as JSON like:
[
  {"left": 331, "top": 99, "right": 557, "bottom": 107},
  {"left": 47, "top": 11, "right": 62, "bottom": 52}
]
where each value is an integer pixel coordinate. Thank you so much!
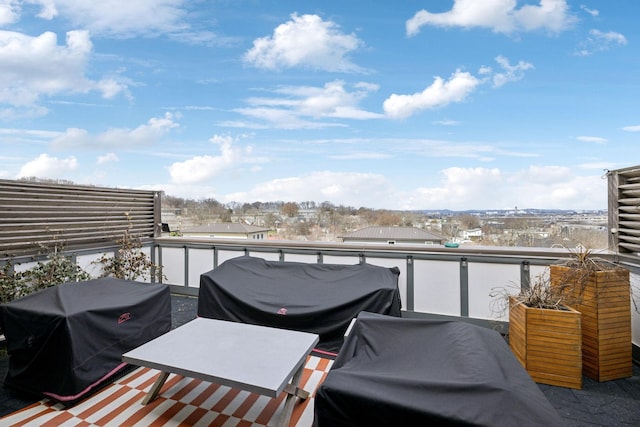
[
  {"left": 4, "top": 237, "right": 639, "bottom": 358},
  {"left": 152, "top": 238, "right": 640, "bottom": 337}
]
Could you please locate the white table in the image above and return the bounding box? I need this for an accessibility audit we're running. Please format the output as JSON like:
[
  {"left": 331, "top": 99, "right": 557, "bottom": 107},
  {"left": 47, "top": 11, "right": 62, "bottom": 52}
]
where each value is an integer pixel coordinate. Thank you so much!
[{"left": 122, "top": 317, "right": 319, "bottom": 427}]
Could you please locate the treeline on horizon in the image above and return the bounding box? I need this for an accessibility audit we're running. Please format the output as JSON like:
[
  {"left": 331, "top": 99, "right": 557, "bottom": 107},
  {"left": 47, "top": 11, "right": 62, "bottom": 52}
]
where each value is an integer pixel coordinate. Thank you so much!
[{"left": 13, "top": 178, "right": 605, "bottom": 216}]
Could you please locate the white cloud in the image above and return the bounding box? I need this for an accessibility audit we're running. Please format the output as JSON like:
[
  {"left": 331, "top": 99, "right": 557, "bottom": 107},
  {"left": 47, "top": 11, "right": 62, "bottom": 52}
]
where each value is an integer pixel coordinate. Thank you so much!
[
  {"left": 0, "top": 29, "right": 129, "bottom": 115},
  {"left": 329, "top": 152, "right": 392, "bottom": 160},
  {"left": 0, "top": 0, "right": 20, "bottom": 25},
  {"left": 406, "top": 167, "right": 503, "bottom": 210},
  {"left": 622, "top": 125, "right": 640, "bottom": 132},
  {"left": 0, "top": 127, "right": 60, "bottom": 141},
  {"left": 383, "top": 70, "right": 480, "bottom": 119},
  {"left": 511, "top": 166, "right": 605, "bottom": 209},
  {"left": 52, "top": 113, "right": 178, "bottom": 148},
  {"left": 156, "top": 164, "right": 606, "bottom": 211},
  {"left": 17, "top": 153, "right": 78, "bottom": 178},
  {"left": 400, "top": 166, "right": 605, "bottom": 210},
  {"left": 244, "top": 13, "right": 365, "bottom": 73},
  {"left": 580, "top": 5, "right": 599, "bottom": 17},
  {"left": 29, "top": 0, "right": 188, "bottom": 38},
  {"left": 169, "top": 135, "right": 265, "bottom": 185},
  {"left": 97, "top": 152, "right": 119, "bottom": 164},
  {"left": 220, "top": 171, "right": 395, "bottom": 208},
  {"left": 576, "top": 136, "right": 607, "bottom": 144},
  {"left": 168, "top": 30, "right": 238, "bottom": 47},
  {"left": 491, "top": 55, "right": 534, "bottom": 87},
  {"left": 578, "top": 161, "right": 615, "bottom": 171},
  {"left": 383, "top": 56, "right": 533, "bottom": 119},
  {"left": 575, "top": 29, "right": 627, "bottom": 56},
  {"left": 433, "top": 119, "right": 461, "bottom": 126},
  {"left": 231, "top": 80, "right": 382, "bottom": 129},
  {"left": 226, "top": 108, "right": 337, "bottom": 130},
  {"left": 406, "top": 0, "right": 575, "bottom": 36}
]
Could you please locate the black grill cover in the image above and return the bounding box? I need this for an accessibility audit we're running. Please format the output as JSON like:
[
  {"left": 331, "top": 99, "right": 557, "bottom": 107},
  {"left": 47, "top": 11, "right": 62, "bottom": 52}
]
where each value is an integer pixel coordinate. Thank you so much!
[
  {"left": 198, "top": 256, "right": 401, "bottom": 353},
  {"left": 314, "top": 312, "right": 564, "bottom": 427},
  {"left": 0, "top": 278, "right": 171, "bottom": 403}
]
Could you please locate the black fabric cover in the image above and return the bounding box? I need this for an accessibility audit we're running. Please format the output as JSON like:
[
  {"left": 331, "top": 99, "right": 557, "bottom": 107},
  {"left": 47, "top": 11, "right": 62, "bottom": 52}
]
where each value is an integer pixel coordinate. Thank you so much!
[
  {"left": 314, "top": 312, "right": 564, "bottom": 427},
  {"left": 197, "top": 256, "right": 401, "bottom": 353},
  {"left": 0, "top": 278, "right": 171, "bottom": 403}
]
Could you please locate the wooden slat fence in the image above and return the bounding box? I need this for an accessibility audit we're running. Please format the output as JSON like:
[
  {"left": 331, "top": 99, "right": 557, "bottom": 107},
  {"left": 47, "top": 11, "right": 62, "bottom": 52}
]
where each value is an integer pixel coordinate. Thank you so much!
[
  {"left": 609, "top": 166, "right": 640, "bottom": 256},
  {"left": 0, "top": 179, "right": 160, "bottom": 258}
]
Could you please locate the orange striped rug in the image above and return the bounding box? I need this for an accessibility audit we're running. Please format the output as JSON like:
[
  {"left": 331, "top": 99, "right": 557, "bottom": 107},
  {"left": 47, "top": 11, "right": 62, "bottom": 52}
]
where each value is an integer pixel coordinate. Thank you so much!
[{"left": 1, "top": 355, "right": 333, "bottom": 427}]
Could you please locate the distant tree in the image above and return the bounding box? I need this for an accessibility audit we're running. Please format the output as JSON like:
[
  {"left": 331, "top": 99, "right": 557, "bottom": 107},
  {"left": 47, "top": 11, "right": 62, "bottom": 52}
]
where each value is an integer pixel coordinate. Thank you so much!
[
  {"left": 163, "top": 195, "right": 186, "bottom": 209},
  {"left": 202, "top": 198, "right": 223, "bottom": 209},
  {"left": 18, "top": 177, "right": 77, "bottom": 186},
  {"left": 295, "top": 221, "right": 311, "bottom": 236},
  {"left": 281, "top": 202, "right": 299, "bottom": 218},
  {"left": 264, "top": 212, "right": 279, "bottom": 228},
  {"left": 374, "top": 210, "right": 402, "bottom": 226},
  {"left": 219, "top": 208, "right": 232, "bottom": 222},
  {"left": 401, "top": 217, "right": 413, "bottom": 227},
  {"left": 459, "top": 214, "right": 481, "bottom": 229},
  {"left": 319, "top": 201, "right": 335, "bottom": 212},
  {"left": 441, "top": 219, "right": 460, "bottom": 241}
]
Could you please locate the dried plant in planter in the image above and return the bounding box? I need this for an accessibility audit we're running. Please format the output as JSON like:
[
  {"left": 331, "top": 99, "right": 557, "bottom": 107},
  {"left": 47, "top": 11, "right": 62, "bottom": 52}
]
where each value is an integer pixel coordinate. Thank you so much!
[
  {"left": 0, "top": 261, "right": 28, "bottom": 305},
  {"left": 514, "top": 271, "right": 567, "bottom": 310},
  {"left": 24, "top": 247, "right": 90, "bottom": 291},
  {"left": 491, "top": 269, "right": 573, "bottom": 317},
  {"left": 550, "top": 245, "right": 633, "bottom": 382},
  {"left": 551, "top": 246, "right": 621, "bottom": 299},
  {"left": 1, "top": 244, "right": 90, "bottom": 304},
  {"left": 505, "top": 270, "right": 583, "bottom": 389},
  {"left": 94, "top": 214, "right": 165, "bottom": 282}
]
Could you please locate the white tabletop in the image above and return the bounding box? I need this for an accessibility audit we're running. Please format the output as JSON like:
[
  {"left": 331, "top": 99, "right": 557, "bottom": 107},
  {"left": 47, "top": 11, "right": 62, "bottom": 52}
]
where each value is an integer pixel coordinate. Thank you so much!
[{"left": 122, "top": 317, "right": 319, "bottom": 397}]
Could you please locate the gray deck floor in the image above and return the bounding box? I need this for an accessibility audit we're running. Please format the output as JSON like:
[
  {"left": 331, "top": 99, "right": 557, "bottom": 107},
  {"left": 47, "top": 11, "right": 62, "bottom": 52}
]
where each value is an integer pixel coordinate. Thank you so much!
[{"left": 1, "top": 294, "right": 639, "bottom": 426}]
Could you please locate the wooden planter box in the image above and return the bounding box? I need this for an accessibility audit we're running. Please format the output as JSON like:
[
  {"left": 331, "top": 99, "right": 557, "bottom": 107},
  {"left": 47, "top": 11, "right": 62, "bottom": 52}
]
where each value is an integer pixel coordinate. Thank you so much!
[
  {"left": 509, "top": 296, "right": 582, "bottom": 389},
  {"left": 550, "top": 265, "right": 632, "bottom": 382}
]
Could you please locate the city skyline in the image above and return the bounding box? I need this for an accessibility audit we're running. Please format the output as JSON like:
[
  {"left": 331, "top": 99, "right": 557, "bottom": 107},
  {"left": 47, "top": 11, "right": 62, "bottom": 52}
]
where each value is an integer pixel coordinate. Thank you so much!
[{"left": 1, "top": 1, "right": 638, "bottom": 210}]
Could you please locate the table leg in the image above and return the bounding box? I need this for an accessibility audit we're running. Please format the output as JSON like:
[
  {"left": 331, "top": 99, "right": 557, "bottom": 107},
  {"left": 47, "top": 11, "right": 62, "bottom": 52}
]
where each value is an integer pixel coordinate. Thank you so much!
[
  {"left": 277, "top": 362, "right": 307, "bottom": 427},
  {"left": 142, "top": 371, "right": 170, "bottom": 405}
]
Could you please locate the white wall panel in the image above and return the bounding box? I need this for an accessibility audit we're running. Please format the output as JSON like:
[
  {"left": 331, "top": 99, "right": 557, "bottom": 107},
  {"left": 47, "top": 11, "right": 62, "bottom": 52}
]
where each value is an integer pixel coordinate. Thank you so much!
[
  {"left": 283, "top": 253, "right": 318, "bottom": 264},
  {"left": 187, "top": 249, "right": 214, "bottom": 287},
  {"left": 413, "top": 260, "right": 460, "bottom": 316},
  {"left": 468, "top": 263, "right": 521, "bottom": 321},
  {"left": 161, "top": 247, "right": 185, "bottom": 286}
]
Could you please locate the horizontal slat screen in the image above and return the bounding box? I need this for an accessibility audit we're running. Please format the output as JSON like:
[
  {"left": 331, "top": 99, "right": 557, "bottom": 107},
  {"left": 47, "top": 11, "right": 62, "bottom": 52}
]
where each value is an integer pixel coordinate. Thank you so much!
[
  {"left": 0, "top": 179, "right": 160, "bottom": 258},
  {"left": 609, "top": 166, "right": 640, "bottom": 256}
]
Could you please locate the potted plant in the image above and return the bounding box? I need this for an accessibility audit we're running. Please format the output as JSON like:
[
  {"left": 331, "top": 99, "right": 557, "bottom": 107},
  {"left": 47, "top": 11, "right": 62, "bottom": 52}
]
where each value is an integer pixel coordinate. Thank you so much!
[
  {"left": 506, "top": 269, "right": 583, "bottom": 389},
  {"left": 94, "top": 213, "right": 165, "bottom": 282},
  {"left": 549, "top": 246, "right": 632, "bottom": 382}
]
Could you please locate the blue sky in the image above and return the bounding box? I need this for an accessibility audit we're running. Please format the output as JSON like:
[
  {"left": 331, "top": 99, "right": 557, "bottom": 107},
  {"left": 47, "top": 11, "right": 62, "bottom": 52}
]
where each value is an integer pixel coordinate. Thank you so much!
[{"left": 0, "top": 1, "right": 638, "bottom": 210}]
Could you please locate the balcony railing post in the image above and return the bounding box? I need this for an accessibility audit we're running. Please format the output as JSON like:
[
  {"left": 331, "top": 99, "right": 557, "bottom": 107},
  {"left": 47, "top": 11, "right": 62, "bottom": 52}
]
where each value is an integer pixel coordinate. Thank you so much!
[
  {"left": 406, "top": 256, "right": 414, "bottom": 311},
  {"left": 184, "top": 245, "right": 189, "bottom": 288},
  {"left": 150, "top": 243, "right": 163, "bottom": 283},
  {"left": 521, "top": 261, "right": 530, "bottom": 291},
  {"left": 460, "top": 257, "right": 469, "bottom": 317}
]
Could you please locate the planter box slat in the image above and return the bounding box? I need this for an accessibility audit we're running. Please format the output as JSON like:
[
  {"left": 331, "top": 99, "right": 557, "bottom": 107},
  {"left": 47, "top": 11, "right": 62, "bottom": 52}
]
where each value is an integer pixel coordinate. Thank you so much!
[
  {"left": 550, "top": 265, "right": 632, "bottom": 382},
  {"left": 509, "top": 296, "right": 582, "bottom": 389},
  {"left": 531, "top": 372, "right": 583, "bottom": 389}
]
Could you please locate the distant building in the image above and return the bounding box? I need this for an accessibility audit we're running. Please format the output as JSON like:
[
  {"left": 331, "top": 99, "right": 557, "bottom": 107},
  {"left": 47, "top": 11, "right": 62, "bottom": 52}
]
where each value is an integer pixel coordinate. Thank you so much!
[
  {"left": 181, "top": 223, "right": 270, "bottom": 240},
  {"left": 339, "top": 226, "right": 444, "bottom": 245},
  {"left": 461, "top": 228, "right": 483, "bottom": 242}
]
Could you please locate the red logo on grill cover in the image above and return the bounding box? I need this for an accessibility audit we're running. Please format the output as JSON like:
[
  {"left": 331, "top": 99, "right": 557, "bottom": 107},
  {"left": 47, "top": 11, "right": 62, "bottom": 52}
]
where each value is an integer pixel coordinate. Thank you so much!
[
  {"left": 277, "top": 307, "right": 287, "bottom": 315},
  {"left": 118, "top": 312, "right": 131, "bottom": 324}
]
